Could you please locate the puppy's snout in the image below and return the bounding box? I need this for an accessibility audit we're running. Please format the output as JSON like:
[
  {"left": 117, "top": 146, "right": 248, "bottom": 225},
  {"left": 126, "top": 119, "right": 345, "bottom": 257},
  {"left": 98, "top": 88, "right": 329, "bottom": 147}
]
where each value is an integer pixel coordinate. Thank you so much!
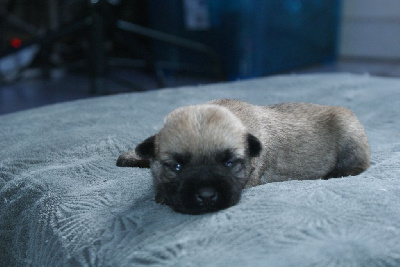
[{"left": 195, "top": 187, "right": 218, "bottom": 206}]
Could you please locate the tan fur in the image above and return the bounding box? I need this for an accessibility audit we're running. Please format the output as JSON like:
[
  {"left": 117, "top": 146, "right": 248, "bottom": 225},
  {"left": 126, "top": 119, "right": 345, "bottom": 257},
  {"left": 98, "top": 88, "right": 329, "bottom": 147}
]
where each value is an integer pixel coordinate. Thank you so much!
[
  {"left": 209, "top": 100, "right": 370, "bottom": 186},
  {"left": 158, "top": 105, "right": 247, "bottom": 162},
  {"left": 117, "top": 99, "right": 369, "bottom": 194}
]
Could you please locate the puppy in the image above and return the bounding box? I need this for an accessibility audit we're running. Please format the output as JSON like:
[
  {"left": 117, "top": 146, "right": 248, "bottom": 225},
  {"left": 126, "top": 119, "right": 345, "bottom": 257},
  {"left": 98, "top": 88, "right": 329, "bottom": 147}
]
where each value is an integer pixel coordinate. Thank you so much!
[{"left": 117, "top": 99, "right": 370, "bottom": 214}]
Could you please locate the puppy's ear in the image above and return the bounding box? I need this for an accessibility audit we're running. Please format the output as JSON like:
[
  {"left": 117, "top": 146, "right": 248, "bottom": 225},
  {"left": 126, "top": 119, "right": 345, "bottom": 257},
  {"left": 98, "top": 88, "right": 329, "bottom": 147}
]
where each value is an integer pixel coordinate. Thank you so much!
[
  {"left": 116, "top": 150, "right": 150, "bottom": 168},
  {"left": 247, "top": 133, "right": 262, "bottom": 157},
  {"left": 135, "top": 135, "right": 156, "bottom": 159},
  {"left": 116, "top": 135, "right": 156, "bottom": 168}
]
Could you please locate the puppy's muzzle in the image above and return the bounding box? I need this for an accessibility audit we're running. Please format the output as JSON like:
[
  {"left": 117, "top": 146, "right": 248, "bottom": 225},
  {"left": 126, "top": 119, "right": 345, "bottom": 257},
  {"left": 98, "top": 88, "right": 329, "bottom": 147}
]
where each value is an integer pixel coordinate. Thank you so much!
[
  {"left": 166, "top": 167, "right": 243, "bottom": 214},
  {"left": 195, "top": 186, "right": 218, "bottom": 206}
]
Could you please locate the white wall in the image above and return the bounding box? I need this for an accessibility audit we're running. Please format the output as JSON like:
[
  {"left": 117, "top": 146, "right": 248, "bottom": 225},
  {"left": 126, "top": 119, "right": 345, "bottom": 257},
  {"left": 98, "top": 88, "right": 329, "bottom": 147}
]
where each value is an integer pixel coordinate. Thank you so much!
[{"left": 340, "top": 0, "right": 400, "bottom": 60}]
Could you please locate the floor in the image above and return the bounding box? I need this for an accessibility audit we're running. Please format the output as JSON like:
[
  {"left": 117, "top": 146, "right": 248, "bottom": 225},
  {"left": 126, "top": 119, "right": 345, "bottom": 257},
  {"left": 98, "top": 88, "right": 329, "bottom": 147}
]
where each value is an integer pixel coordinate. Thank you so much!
[
  {"left": 0, "top": 67, "right": 216, "bottom": 115},
  {"left": 1, "top": 58, "right": 400, "bottom": 115}
]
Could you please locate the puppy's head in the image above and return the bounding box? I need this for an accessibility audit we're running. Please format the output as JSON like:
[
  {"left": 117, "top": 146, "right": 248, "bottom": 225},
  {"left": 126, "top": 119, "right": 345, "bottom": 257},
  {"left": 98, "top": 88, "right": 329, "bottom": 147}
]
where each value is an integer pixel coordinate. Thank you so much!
[{"left": 136, "top": 105, "right": 262, "bottom": 214}]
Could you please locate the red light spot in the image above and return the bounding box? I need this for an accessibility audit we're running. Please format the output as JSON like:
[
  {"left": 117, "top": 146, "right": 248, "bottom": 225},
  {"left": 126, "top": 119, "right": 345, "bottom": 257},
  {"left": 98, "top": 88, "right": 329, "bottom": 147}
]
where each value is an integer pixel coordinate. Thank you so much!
[{"left": 10, "top": 38, "right": 22, "bottom": 48}]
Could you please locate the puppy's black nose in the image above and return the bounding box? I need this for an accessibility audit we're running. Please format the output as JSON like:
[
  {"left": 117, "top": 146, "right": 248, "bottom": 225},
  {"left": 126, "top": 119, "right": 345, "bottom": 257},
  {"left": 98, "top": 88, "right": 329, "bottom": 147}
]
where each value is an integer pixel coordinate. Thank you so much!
[{"left": 195, "top": 187, "right": 218, "bottom": 205}]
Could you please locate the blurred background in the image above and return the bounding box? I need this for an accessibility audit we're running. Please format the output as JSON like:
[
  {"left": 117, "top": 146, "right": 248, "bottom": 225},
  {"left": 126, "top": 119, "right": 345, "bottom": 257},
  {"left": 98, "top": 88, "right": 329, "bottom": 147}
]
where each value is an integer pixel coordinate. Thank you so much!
[{"left": 0, "top": 0, "right": 399, "bottom": 115}]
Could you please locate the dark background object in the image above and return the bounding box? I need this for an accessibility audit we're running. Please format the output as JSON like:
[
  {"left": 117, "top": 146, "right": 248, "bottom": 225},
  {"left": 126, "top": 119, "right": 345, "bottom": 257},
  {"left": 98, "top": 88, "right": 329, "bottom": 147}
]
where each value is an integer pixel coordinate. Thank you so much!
[
  {"left": 0, "top": 0, "right": 342, "bottom": 115},
  {"left": 0, "top": 0, "right": 340, "bottom": 84},
  {"left": 149, "top": 0, "right": 341, "bottom": 80},
  {"left": 0, "top": 0, "right": 221, "bottom": 93}
]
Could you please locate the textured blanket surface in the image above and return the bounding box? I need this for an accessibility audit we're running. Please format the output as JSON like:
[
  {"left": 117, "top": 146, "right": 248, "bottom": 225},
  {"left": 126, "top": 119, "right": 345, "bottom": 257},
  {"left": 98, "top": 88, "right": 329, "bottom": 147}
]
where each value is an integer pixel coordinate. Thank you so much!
[{"left": 1, "top": 74, "right": 399, "bottom": 266}]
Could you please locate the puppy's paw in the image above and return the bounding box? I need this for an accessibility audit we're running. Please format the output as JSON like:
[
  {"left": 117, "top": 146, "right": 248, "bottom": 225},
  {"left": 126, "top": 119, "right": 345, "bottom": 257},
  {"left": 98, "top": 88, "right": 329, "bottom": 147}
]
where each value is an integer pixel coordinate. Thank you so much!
[{"left": 116, "top": 150, "right": 150, "bottom": 168}]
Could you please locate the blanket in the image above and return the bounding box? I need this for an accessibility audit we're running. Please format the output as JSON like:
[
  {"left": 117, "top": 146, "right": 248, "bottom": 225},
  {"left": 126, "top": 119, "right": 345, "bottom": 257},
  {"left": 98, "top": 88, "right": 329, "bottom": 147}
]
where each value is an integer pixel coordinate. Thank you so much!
[{"left": 1, "top": 74, "right": 399, "bottom": 266}]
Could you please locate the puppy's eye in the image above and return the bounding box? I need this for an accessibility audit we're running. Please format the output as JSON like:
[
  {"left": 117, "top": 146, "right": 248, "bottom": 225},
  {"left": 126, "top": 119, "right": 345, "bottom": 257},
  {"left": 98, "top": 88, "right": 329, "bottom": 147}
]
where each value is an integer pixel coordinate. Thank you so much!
[
  {"left": 224, "top": 160, "right": 235, "bottom": 168},
  {"left": 223, "top": 159, "right": 245, "bottom": 174},
  {"left": 163, "top": 162, "right": 183, "bottom": 172},
  {"left": 173, "top": 163, "right": 182, "bottom": 172}
]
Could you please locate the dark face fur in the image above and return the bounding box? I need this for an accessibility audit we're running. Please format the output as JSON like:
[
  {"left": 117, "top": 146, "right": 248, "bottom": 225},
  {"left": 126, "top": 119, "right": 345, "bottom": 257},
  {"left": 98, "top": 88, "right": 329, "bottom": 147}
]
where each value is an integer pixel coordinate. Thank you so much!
[
  {"left": 135, "top": 105, "right": 262, "bottom": 214},
  {"left": 152, "top": 149, "right": 253, "bottom": 214}
]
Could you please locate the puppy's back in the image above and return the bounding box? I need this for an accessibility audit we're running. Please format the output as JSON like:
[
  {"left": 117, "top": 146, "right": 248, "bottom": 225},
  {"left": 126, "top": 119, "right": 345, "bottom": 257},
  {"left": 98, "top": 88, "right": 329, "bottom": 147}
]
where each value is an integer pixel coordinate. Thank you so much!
[{"left": 209, "top": 99, "right": 370, "bottom": 184}]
